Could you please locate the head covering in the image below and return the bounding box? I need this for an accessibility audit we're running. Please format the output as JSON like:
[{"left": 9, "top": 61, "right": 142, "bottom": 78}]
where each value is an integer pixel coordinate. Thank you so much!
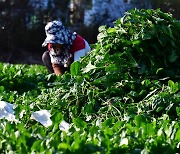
[{"left": 42, "top": 20, "right": 77, "bottom": 48}]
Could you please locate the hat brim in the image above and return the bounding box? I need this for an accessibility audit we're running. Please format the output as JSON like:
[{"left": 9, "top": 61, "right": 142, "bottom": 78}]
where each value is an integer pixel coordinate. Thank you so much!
[{"left": 42, "top": 34, "right": 65, "bottom": 47}]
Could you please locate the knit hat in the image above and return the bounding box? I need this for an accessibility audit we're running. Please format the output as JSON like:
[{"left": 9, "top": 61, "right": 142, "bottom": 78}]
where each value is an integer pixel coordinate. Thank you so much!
[{"left": 42, "top": 20, "right": 77, "bottom": 47}]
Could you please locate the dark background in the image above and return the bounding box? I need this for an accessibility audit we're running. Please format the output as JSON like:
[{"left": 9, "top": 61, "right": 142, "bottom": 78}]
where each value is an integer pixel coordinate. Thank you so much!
[{"left": 0, "top": 0, "right": 179, "bottom": 65}]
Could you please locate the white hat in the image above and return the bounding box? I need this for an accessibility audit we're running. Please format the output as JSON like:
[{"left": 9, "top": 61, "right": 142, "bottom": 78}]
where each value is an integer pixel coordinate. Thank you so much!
[{"left": 42, "top": 20, "right": 76, "bottom": 47}]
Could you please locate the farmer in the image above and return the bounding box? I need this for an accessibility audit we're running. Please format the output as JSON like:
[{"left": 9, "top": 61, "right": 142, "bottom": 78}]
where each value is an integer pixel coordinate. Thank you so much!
[{"left": 42, "top": 20, "right": 91, "bottom": 76}]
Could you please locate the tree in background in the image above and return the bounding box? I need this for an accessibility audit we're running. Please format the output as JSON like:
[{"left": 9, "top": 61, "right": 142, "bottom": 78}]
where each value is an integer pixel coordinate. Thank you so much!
[
  {"left": 0, "top": 0, "right": 179, "bottom": 64},
  {"left": 151, "top": 0, "right": 180, "bottom": 20},
  {"left": 130, "top": 0, "right": 152, "bottom": 9},
  {"left": 84, "top": 0, "right": 152, "bottom": 27},
  {"left": 0, "top": 0, "right": 71, "bottom": 63},
  {"left": 0, "top": 0, "right": 30, "bottom": 62}
]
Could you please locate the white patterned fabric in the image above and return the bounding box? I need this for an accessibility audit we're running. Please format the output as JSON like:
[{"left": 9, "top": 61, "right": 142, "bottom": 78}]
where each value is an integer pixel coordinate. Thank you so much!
[
  {"left": 42, "top": 20, "right": 77, "bottom": 48},
  {"left": 49, "top": 47, "right": 71, "bottom": 67}
]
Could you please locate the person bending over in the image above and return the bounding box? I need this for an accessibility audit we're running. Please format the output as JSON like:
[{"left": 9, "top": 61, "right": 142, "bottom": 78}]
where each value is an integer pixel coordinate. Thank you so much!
[{"left": 42, "top": 20, "right": 91, "bottom": 76}]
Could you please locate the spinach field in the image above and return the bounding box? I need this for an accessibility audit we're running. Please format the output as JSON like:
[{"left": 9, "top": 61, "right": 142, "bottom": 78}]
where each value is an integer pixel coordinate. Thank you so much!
[{"left": 0, "top": 9, "right": 180, "bottom": 153}]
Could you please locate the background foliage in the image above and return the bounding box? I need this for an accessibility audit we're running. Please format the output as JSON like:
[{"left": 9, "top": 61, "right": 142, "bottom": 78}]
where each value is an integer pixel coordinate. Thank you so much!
[{"left": 0, "top": 0, "right": 180, "bottom": 64}]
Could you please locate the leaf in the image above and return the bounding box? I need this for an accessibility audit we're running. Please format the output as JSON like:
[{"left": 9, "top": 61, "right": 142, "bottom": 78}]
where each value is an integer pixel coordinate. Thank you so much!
[
  {"left": 175, "top": 129, "right": 180, "bottom": 141},
  {"left": 156, "top": 107, "right": 164, "bottom": 112},
  {"left": 70, "top": 61, "right": 81, "bottom": 76},
  {"left": 107, "top": 28, "right": 116, "bottom": 34},
  {"left": 120, "top": 138, "right": 128, "bottom": 146},
  {"left": 132, "top": 40, "right": 140, "bottom": 45},
  {"left": 134, "top": 115, "right": 146, "bottom": 127},
  {"left": 169, "top": 50, "right": 178, "bottom": 63},
  {"left": 168, "top": 80, "right": 179, "bottom": 94},
  {"left": 83, "top": 61, "right": 96, "bottom": 73},
  {"left": 176, "top": 107, "right": 180, "bottom": 118},
  {"left": 0, "top": 86, "right": 4, "bottom": 92},
  {"left": 8, "top": 95, "right": 14, "bottom": 102},
  {"left": 141, "top": 79, "right": 151, "bottom": 87},
  {"left": 31, "top": 140, "right": 41, "bottom": 151},
  {"left": 98, "top": 25, "right": 106, "bottom": 32},
  {"left": 97, "top": 33, "right": 106, "bottom": 41},
  {"left": 73, "top": 118, "right": 87, "bottom": 129},
  {"left": 156, "top": 68, "right": 164, "bottom": 75},
  {"left": 58, "top": 143, "right": 70, "bottom": 150}
]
